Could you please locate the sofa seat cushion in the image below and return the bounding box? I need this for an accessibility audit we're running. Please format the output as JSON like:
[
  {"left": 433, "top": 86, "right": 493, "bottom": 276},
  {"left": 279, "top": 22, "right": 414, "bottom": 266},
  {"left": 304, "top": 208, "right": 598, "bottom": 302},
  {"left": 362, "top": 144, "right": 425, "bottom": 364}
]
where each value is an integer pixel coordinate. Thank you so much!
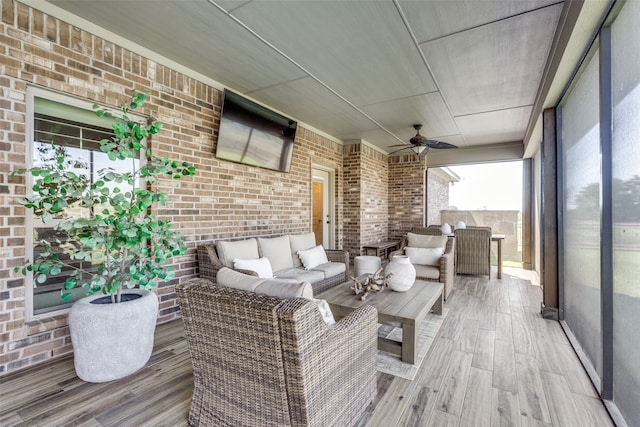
[
  {"left": 310, "top": 262, "right": 346, "bottom": 279},
  {"left": 258, "top": 236, "right": 294, "bottom": 272},
  {"left": 274, "top": 268, "right": 325, "bottom": 284},
  {"left": 217, "top": 267, "right": 313, "bottom": 299},
  {"left": 217, "top": 238, "right": 260, "bottom": 268},
  {"left": 414, "top": 264, "right": 440, "bottom": 280}
]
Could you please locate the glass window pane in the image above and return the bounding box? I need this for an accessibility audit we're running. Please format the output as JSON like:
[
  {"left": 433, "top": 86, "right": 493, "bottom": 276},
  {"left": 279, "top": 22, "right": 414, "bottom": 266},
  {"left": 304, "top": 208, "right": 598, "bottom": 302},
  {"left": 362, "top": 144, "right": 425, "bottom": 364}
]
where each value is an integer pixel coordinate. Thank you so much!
[
  {"left": 611, "top": 1, "right": 640, "bottom": 424},
  {"left": 30, "top": 108, "right": 139, "bottom": 315},
  {"left": 561, "top": 47, "right": 603, "bottom": 380}
]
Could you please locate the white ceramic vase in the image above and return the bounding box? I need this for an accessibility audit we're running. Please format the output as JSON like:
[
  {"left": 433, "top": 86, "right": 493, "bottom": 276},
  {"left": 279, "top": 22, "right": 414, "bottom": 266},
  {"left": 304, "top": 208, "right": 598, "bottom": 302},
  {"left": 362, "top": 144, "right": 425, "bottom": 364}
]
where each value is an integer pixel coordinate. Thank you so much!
[
  {"left": 384, "top": 255, "right": 416, "bottom": 292},
  {"left": 69, "top": 288, "right": 158, "bottom": 383}
]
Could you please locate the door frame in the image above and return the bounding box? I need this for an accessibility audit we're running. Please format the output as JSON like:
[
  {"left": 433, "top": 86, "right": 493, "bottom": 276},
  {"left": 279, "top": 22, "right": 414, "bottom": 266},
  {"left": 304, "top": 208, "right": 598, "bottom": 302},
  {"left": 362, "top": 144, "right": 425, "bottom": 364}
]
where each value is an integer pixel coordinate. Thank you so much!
[{"left": 311, "top": 165, "right": 335, "bottom": 249}]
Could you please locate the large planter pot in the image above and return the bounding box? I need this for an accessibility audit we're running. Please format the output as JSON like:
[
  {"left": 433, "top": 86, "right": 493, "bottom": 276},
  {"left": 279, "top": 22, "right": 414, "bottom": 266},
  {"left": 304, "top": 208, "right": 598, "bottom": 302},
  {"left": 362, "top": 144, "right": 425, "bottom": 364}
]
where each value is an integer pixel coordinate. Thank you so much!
[
  {"left": 384, "top": 255, "right": 416, "bottom": 292},
  {"left": 69, "top": 288, "right": 159, "bottom": 383}
]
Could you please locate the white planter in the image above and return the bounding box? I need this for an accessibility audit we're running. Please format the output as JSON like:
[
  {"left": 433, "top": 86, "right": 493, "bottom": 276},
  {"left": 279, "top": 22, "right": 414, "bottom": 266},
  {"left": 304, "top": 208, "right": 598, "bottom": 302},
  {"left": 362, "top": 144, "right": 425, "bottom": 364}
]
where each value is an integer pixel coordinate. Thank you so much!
[
  {"left": 384, "top": 255, "right": 416, "bottom": 292},
  {"left": 69, "top": 288, "right": 159, "bottom": 383}
]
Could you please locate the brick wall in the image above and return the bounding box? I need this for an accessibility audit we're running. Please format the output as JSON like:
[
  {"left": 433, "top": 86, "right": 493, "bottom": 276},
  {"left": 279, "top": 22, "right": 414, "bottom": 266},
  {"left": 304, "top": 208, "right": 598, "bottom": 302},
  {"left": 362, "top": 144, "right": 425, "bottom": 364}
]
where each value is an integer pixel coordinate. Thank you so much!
[
  {"left": 341, "top": 143, "right": 389, "bottom": 259},
  {"left": 426, "top": 169, "right": 451, "bottom": 225},
  {"left": 388, "top": 155, "right": 428, "bottom": 241},
  {"left": 0, "top": 0, "right": 344, "bottom": 375}
]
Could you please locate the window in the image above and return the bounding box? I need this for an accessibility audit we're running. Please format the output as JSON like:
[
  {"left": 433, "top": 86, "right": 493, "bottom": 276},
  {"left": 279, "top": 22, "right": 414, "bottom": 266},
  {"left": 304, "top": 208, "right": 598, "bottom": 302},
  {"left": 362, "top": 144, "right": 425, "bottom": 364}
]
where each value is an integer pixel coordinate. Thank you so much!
[{"left": 26, "top": 90, "right": 139, "bottom": 319}]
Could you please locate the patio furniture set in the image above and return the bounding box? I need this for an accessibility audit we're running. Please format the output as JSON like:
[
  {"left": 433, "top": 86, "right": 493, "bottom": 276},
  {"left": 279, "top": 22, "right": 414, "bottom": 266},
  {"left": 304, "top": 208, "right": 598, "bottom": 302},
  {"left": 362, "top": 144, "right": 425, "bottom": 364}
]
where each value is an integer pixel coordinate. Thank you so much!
[{"left": 179, "top": 227, "right": 497, "bottom": 426}]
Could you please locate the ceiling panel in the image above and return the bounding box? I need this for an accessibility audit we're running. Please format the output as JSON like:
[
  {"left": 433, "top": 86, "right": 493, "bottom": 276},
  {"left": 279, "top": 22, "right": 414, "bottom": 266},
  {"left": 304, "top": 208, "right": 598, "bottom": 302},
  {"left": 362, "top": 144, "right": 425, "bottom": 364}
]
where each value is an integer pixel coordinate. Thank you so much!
[
  {"left": 248, "top": 77, "right": 355, "bottom": 119},
  {"left": 360, "top": 92, "right": 460, "bottom": 140},
  {"left": 41, "top": 0, "right": 575, "bottom": 160},
  {"left": 50, "top": 0, "right": 308, "bottom": 92},
  {"left": 227, "top": 1, "right": 438, "bottom": 106},
  {"left": 400, "top": 0, "right": 562, "bottom": 42},
  {"left": 420, "top": 4, "right": 563, "bottom": 116},
  {"left": 454, "top": 106, "right": 533, "bottom": 145}
]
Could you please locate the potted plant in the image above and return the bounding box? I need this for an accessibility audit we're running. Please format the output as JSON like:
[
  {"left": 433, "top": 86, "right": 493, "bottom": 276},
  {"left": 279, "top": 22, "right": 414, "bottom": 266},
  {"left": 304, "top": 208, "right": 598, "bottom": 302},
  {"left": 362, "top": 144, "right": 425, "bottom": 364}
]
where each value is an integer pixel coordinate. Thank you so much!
[{"left": 13, "top": 90, "right": 195, "bottom": 382}]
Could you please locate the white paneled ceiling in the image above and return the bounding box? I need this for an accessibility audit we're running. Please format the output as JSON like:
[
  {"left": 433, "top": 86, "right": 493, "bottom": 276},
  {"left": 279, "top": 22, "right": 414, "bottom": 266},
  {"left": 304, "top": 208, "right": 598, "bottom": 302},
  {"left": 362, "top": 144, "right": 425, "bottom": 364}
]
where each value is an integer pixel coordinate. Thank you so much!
[{"left": 46, "top": 0, "right": 570, "bottom": 160}]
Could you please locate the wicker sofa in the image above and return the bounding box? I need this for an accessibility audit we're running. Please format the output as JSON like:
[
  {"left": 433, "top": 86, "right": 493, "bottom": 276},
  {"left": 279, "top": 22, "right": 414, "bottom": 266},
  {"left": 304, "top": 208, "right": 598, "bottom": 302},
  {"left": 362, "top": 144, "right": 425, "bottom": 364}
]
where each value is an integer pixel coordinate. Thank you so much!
[
  {"left": 176, "top": 278, "right": 378, "bottom": 427},
  {"left": 389, "top": 232, "right": 455, "bottom": 300},
  {"left": 197, "top": 232, "right": 349, "bottom": 295}
]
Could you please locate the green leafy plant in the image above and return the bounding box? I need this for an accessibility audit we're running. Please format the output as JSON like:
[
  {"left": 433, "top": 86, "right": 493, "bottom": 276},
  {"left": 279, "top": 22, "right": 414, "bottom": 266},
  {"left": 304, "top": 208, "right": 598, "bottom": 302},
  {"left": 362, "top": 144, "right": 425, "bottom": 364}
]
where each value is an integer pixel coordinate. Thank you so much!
[{"left": 13, "top": 90, "right": 195, "bottom": 303}]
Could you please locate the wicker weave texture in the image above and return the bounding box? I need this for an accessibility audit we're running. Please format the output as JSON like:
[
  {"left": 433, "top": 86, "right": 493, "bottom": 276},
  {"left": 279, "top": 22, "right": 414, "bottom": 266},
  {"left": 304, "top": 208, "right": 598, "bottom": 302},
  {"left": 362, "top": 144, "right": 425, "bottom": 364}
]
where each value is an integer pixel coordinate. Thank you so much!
[
  {"left": 176, "top": 278, "right": 377, "bottom": 427},
  {"left": 454, "top": 228, "right": 492, "bottom": 276},
  {"left": 196, "top": 243, "right": 349, "bottom": 295},
  {"left": 411, "top": 226, "right": 444, "bottom": 236}
]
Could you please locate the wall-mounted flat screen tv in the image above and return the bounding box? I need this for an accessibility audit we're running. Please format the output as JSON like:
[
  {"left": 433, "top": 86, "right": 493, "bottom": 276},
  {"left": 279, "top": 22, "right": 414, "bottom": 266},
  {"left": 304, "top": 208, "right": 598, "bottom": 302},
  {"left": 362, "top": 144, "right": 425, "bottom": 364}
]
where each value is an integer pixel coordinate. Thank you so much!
[{"left": 215, "top": 89, "right": 297, "bottom": 173}]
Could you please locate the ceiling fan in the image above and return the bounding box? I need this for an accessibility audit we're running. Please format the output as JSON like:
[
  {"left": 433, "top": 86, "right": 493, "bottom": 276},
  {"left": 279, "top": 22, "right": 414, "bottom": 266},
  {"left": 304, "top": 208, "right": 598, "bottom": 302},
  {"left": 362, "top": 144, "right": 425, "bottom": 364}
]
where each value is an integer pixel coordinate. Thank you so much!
[{"left": 389, "top": 124, "right": 458, "bottom": 156}]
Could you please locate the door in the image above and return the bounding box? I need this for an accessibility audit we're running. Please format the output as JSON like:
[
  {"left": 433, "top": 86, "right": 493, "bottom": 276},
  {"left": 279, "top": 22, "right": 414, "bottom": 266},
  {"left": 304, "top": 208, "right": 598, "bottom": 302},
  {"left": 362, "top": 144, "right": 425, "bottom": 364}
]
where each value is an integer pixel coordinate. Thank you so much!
[{"left": 312, "top": 167, "right": 334, "bottom": 248}]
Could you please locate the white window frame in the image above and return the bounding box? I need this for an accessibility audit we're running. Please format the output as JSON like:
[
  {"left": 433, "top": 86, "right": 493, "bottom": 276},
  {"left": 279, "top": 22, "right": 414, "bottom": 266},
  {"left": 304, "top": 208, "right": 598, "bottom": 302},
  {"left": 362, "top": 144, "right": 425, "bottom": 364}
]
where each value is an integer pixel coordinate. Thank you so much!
[{"left": 25, "top": 86, "right": 146, "bottom": 321}]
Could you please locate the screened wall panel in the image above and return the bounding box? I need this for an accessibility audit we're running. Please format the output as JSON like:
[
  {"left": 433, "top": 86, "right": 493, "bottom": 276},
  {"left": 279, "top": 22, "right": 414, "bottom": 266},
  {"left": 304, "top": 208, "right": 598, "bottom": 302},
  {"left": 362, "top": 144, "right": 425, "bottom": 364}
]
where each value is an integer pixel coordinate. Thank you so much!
[
  {"left": 611, "top": 1, "right": 640, "bottom": 424},
  {"left": 560, "top": 49, "right": 603, "bottom": 382}
]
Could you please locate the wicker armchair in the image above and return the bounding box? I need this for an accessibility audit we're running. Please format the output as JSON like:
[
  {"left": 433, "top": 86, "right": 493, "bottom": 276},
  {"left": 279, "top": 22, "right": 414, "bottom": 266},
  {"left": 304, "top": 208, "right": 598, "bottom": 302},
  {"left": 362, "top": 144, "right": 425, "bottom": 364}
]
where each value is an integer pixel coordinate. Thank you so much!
[
  {"left": 176, "top": 278, "right": 378, "bottom": 427},
  {"left": 389, "top": 233, "right": 455, "bottom": 300},
  {"left": 454, "top": 227, "right": 492, "bottom": 276}
]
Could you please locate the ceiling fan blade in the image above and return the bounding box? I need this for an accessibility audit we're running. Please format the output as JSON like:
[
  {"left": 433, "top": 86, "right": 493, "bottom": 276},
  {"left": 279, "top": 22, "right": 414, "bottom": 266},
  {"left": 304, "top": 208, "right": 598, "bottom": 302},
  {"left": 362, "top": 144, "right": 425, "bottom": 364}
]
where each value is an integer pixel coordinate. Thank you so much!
[
  {"left": 388, "top": 143, "right": 413, "bottom": 148},
  {"left": 425, "top": 140, "right": 458, "bottom": 149}
]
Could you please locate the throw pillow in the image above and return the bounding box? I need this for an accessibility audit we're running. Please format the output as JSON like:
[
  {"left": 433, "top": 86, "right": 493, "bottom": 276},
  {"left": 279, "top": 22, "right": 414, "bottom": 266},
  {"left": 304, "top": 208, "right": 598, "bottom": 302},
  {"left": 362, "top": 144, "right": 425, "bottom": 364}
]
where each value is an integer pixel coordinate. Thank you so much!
[
  {"left": 233, "top": 257, "right": 273, "bottom": 278},
  {"left": 257, "top": 235, "right": 294, "bottom": 272},
  {"left": 405, "top": 246, "right": 443, "bottom": 266},
  {"left": 289, "top": 232, "right": 317, "bottom": 268},
  {"left": 455, "top": 221, "right": 466, "bottom": 229},
  {"left": 407, "top": 233, "right": 447, "bottom": 249},
  {"left": 297, "top": 245, "right": 329, "bottom": 270},
  {"left": 310, "top": 298, "right": 335, "bottom": 325}
]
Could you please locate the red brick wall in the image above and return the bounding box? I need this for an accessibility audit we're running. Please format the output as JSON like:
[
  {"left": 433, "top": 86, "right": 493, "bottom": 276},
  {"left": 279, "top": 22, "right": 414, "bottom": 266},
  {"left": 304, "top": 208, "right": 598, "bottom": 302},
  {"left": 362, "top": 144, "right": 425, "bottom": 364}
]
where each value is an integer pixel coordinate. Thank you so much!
[
  {"left": 388, "top": 155, "right": 428, "bottom": 241},
  {"left": 0, "top": 0, "right": 344, "bottom": 374},
  {"left": 341, "top": 143, "right": 389, "bottom": 259},
  {"left": 426, "top": 169, "right": 451, "bottom": 225}
]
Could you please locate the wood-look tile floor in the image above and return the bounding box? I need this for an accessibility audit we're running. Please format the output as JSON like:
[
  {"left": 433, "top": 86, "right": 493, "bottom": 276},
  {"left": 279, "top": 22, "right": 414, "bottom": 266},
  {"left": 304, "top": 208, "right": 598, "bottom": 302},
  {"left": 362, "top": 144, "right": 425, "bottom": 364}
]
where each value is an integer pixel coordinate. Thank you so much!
[{"left": 0, "top": 268, "right": 614, "bottom": 426}]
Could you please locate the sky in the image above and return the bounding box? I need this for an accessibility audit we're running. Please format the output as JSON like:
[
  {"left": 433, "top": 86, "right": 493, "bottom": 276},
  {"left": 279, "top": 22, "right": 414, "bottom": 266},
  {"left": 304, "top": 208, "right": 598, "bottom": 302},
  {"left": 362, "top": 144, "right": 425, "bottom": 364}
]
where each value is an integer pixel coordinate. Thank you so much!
[{"left": 447, "top": 161, "right": 523, "bottom": 211}]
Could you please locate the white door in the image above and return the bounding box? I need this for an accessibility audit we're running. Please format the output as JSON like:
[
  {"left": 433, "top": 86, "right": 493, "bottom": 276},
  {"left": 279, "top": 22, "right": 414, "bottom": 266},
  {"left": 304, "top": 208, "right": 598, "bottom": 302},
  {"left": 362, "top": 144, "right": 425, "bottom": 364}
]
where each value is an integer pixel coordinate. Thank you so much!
[{"left": 312, "top": 167, "right": 334, "bottom": 249}]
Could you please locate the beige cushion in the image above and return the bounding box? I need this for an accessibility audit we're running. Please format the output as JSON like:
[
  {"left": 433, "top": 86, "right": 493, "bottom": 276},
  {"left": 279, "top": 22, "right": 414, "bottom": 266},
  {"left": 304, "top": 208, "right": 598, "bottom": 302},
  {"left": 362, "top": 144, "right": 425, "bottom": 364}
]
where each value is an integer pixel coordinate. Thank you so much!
[
  {"left": 273, "top": 268, "right": 325, "bottom": 284},
  {"left": 216, "top": 267, "right": 312, "bottom": 299},
  {"left": 414, "top": 264, "right": 440, "bottom": 280},
  {"left": 311, "top": 262, "right": 346, "bottom": 279},
  {"left": 407, "top": 233, "right": 447, "bottom": 249},
  {"left": 216, "top": 238, "right": 259, "bottom": 268},
  {"left": 297, "top": 245, "right": 329, "bottom": 270},
  {"left": 289, "top": 232, "right": 317, "bottom": 267},
  {"left": 405, "top": 247, "right": 443, "bottom": 266},
  {"left": 233, "top": 257, "right": 273, "bottom": 278},
  {"left": 258, "top": 235, "right": 294, "bottom": 272}
]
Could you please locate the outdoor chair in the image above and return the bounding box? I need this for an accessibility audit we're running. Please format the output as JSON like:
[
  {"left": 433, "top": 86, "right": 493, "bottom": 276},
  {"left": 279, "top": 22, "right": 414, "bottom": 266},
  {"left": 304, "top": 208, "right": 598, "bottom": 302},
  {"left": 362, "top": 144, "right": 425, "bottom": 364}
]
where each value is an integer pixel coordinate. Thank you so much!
[
  {"left": 176, "top": 278, "right": 378, "bottom": 427},
  {"left": 411, "top": 226, "right": 444, "bottom": 236},
  {"left": 454, "top": 227, "right": 492, "bottom": 276}
]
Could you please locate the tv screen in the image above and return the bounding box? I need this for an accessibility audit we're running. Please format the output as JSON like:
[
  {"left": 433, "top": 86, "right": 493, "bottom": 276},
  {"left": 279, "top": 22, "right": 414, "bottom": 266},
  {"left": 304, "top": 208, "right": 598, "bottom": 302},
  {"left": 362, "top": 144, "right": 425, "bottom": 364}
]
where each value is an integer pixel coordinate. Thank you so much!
[{"left": 215, "top": 90, "right": 297, "bottom": 173}]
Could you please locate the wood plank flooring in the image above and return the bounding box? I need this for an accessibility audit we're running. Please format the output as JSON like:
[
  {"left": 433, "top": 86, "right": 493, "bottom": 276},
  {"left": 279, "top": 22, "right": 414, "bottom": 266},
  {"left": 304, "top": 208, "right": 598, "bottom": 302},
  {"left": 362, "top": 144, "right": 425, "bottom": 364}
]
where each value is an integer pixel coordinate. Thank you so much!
[{"left": 0, "top": 268, "right": 614, "bottom": 426}]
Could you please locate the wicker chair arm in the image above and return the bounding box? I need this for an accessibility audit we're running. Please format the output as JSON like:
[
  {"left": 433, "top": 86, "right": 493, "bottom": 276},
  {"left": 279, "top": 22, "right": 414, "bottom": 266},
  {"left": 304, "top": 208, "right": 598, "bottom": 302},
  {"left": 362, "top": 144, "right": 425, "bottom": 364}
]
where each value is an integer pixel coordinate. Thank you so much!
[
  {"left": 324, "top": 249, "right": 349, "bottom": 265},
  {"left": 277, "top": 300, "right": 378, "bottom": 426}
]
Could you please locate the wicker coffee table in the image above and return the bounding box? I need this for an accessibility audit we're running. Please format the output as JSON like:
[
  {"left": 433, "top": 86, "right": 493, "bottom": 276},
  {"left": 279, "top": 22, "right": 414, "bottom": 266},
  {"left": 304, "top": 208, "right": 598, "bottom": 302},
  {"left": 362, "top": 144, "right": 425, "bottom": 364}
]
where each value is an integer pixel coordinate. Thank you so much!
[{"left": 319, "top": 279, "right": 443, "bottom": 364}]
